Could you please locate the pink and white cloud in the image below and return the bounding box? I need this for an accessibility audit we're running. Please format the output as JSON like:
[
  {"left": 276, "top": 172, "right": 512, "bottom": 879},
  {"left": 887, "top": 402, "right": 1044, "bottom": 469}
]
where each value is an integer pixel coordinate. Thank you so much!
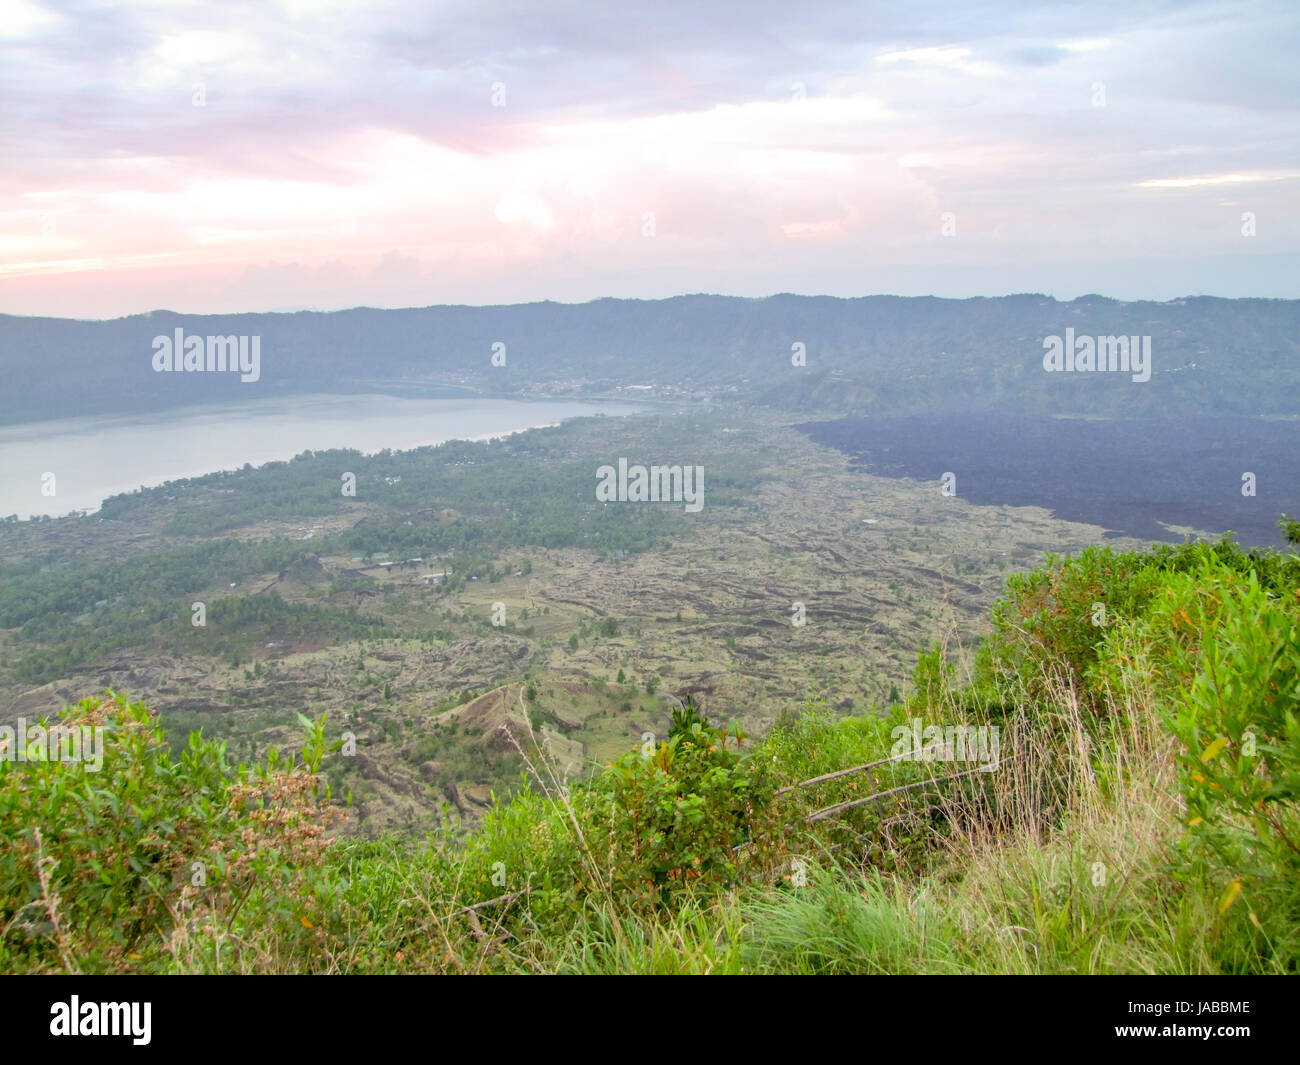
[{"left": 1, "top": 0, "right": 1297, "bottom": 317}]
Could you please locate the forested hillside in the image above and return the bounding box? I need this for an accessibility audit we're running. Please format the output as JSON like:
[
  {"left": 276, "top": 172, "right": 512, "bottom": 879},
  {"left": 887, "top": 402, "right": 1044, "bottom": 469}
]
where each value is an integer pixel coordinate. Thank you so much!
[{"left": 3, "top": 293, "right": 1297, "bottom": 424}]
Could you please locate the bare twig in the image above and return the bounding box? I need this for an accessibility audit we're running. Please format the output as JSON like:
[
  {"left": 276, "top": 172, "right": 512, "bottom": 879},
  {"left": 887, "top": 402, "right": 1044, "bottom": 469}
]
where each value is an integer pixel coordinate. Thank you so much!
[
  {"left": 453, "top": 887, "right": 532, "bottom": 915},
  {"left": 777, "top": 741, "right": 968, "bottom": 795},
  {"left": 805, "top": 760, "right": 1016, "bottom": 824},
  {"left": 775, "top": 750, "right": 915, "bottom": 795}
]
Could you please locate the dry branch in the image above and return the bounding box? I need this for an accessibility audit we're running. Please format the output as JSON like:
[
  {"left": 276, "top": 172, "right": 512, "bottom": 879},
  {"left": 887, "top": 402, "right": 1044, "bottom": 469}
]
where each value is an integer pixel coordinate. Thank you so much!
[
  {"left": 805, "top": 761, "right": 1008, "bottom": 823},
  {"left": 777, "top": 745, "right": 952, "bottom": 795},
  {"left": 454, "top": 888, "right": 531, "bottom": 915}
]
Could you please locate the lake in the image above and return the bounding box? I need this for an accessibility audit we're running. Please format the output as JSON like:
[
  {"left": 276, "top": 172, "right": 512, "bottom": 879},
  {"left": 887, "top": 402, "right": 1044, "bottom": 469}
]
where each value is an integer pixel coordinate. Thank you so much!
[{"left": 0, "top": 393, "right": 643, "bottom": 519}]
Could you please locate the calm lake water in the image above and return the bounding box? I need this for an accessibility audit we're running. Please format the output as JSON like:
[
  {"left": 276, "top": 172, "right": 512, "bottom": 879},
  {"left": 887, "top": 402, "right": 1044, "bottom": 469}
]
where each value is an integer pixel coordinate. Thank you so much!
[{"left": 0, "top": 394, "right": 641, "bottom": 519}]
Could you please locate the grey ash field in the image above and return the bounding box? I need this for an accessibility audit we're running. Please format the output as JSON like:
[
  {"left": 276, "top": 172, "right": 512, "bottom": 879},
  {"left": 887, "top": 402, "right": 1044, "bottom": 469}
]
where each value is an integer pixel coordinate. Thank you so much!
[{"left": 0, "top": 408, "right": 1157, "bottom": 835}]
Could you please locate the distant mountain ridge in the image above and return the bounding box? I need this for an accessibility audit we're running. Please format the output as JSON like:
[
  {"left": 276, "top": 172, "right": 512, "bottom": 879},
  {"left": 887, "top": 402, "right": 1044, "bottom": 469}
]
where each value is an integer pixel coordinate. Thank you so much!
[{"left": 1, "top": 293, "right": 1297, "bottom": 425}]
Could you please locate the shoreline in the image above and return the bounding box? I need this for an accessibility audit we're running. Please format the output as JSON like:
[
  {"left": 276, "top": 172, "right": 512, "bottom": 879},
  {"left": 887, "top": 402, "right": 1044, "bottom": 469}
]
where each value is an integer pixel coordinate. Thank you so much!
[{"left": 0, "top": 397, "right": 644, "bottom": 523}]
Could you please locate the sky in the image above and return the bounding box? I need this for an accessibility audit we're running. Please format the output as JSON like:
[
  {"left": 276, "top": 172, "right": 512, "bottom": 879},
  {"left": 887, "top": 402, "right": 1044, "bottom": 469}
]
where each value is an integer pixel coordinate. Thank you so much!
[{"left": 1, "top": 0, "right": 1297, "bottom": 318}]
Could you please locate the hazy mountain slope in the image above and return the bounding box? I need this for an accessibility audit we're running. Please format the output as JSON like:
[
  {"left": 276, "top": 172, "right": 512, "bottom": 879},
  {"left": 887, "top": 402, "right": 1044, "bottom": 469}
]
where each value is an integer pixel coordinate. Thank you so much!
[{"left": 2, "top": 293, "right": 1296, "bottom": 424}]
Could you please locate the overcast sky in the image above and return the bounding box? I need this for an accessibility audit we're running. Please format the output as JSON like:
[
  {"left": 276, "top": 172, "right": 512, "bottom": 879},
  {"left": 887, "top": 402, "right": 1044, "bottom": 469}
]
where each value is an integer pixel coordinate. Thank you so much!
[{"left": 1, "top": 0, "right": 1296, "bottom": 318}]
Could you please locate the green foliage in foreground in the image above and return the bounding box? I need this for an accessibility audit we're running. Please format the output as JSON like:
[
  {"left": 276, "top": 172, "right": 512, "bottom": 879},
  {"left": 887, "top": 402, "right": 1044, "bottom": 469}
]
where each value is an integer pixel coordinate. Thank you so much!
[
  {"left": 0, "top": 696, "right": 340, "bottom": 972},
  {"left": 3, "top": 532, "right": 1297, "bottom": 973}
]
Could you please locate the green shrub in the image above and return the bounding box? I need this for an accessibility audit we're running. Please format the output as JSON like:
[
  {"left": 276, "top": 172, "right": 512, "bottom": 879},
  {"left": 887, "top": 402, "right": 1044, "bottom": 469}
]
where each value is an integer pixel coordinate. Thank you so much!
[
  {"left": 586, "top": 710, "right": 777, "bottom": 912},
  {"left": 987, "top": 545, "right": 1163, "bottom": 709},
  {"left": 0, "top": 692, "right": 339, "bottom": 973},
  {"left": 1105, "top": 558, "right": 1300, "bottom": 963},
  {"left": 986, "top": 538, "right": 1300, "bottom": 714}
]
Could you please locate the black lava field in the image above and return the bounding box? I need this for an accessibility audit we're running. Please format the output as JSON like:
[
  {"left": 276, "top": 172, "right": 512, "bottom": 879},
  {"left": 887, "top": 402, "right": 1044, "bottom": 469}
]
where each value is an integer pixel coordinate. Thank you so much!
[{"left": 799, "top": 413, "right": 1300, "bottom": 548}]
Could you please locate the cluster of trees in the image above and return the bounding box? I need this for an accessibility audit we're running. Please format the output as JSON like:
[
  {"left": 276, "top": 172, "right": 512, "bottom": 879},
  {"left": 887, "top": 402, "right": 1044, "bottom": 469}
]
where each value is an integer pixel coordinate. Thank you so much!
[
  {"left": 0, "top": 538, "right": 311, "bottom": 635},
  {"left": 100, "top": 431, "right": 683, "bottom": 558},
  {"left": 0, "top": 536, "right": 366, "bottom": 684},
  {"left": 190, "top": 593, "right": 384, "bottom": 662},
  {"left": 8, "top": 590, "right": 382, "bottom": 686}
]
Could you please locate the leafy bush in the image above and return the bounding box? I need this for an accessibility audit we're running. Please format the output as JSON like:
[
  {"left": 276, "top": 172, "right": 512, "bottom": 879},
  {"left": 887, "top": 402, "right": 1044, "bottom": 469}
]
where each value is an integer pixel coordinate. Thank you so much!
[
  {"left": 0, "top": 692, "right": 339, "bottom": 972},
  {"left": 987, "top": 545, "right": 1164, "bottom": 709},
  {"left": 1104, "top": 559, "right": 1300, "bottom": 961},
  {"left": 986, "top": 537, "right": 1300, "bottom": 714},
  {"left": 587, "top": 708, "right": 778, "bottom": 912}
]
